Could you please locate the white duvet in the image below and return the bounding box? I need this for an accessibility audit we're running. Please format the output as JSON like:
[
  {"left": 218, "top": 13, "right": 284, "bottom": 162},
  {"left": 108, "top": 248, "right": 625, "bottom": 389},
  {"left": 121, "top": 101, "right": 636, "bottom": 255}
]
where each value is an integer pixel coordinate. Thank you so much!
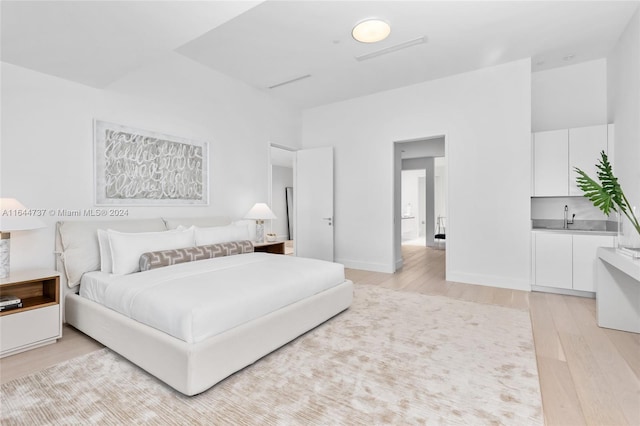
[{"left": 80, "top": 253, "right": 346, "bottom": 343}]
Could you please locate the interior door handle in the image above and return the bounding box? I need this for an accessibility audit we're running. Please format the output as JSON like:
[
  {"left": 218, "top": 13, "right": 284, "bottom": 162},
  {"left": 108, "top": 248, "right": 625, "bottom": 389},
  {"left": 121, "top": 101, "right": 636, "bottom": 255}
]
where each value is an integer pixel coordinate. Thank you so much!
[{"left": 322, "top": 217, "right": 333, "bottom": 226}]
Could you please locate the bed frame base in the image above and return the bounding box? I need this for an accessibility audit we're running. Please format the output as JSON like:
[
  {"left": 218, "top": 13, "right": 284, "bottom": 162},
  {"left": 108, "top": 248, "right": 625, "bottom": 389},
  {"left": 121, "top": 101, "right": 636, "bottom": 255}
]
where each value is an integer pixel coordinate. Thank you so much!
[{"left": 65, "top": 280, "right": 353, "bottom": 396}]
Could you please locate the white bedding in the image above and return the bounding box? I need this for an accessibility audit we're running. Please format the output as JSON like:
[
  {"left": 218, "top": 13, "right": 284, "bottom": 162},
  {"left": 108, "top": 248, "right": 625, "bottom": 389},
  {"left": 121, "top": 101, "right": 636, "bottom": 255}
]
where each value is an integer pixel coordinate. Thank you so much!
[{"left": 80, "top": 253, "right": 345, "bottom": 344}]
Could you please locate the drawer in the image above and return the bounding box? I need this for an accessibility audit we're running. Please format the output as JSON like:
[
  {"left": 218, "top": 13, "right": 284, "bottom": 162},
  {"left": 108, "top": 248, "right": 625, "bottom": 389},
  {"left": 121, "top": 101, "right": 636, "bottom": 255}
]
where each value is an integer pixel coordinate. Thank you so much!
[{"left": 0, "top": 305, "right": 61, "bottom": 355}]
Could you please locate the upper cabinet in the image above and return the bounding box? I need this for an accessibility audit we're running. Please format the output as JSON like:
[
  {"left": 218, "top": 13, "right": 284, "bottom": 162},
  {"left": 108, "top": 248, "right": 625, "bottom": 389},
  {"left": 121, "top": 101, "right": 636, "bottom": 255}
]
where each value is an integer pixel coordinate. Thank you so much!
[
  {"left": 533, "top": 129, "right": 569, "bottom": 196},
  {"left": 568, "top": 125, "right": 608, "bottom": 196},
  {"left": 532, "top": 124, "right": 609, "bottom": 197}
]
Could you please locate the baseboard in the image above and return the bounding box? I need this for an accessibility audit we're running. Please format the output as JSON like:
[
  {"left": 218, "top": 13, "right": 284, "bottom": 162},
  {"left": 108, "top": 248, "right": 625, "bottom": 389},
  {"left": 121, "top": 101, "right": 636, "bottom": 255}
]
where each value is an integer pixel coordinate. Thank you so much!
[
  {"left": 446, "top": 271, "right": 531, "bottom": 291},
  {"left": 531, "top": 285, "right": 595, "bottom": 298},
  {"left": 395, "top": 258, "right": 403, "bottom": 271},
  {"left": 337, "top": 258, "right": 395, "bottom": 273}
]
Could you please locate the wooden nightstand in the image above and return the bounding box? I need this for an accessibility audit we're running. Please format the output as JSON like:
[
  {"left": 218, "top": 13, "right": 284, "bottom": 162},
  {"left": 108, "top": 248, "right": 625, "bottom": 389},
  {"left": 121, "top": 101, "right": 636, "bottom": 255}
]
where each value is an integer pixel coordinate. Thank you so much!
[
  {"left": 253, "top": 241, "right": 286, "bottom": 255},
  {"left": 0, "top": 269, "right": 61, "bottom": 358}
]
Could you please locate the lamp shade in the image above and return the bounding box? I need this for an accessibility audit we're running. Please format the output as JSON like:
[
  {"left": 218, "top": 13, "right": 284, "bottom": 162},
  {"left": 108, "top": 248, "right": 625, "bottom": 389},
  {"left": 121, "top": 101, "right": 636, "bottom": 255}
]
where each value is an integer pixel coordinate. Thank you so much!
[
  {"left": 244, "top": 203, "right": 276, "bottom": 220},
  {"left": 0, "top": 198, "right": 46, "bottom": 232}
]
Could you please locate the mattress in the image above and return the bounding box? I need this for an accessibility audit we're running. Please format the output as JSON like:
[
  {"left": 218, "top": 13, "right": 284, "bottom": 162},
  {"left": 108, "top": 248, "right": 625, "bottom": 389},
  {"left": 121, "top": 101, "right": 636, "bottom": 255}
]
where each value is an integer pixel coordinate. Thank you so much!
[{"left": 79, "top": 252, "right": 345, "bottom": 344}]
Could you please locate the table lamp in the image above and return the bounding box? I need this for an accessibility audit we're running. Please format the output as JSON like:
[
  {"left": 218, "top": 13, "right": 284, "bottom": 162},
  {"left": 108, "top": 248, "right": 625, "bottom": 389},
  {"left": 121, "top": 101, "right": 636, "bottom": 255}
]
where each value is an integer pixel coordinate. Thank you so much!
[
  {"left": 244, "top": 203, "right": 276, "bottom": 243},
  {"left": 0, "top": 198, "right": 46, "bottom": 278}
]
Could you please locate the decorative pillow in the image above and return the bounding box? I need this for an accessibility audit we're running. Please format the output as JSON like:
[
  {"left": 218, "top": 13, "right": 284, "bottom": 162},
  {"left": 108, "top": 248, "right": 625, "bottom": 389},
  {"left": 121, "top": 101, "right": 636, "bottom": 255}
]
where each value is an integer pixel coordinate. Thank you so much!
[
  {"left": 194, "top": 225, "right": 250, "bottom": 246},
  {"left": 97, "top": 229, "right": 113, "bottom": 273},
  {"left": 108, "top": 227, "right": 196, "bottom": 275},
  {"left": 139, "top": 241, "right": 255, "bottom": 271}
]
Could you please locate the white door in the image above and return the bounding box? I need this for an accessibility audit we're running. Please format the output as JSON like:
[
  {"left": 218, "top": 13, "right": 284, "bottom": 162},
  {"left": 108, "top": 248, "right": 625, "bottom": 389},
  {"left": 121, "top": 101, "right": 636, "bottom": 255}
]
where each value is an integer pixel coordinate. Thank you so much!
[{"left": 295, "top": 147, "right": 334, "bottom": 261}]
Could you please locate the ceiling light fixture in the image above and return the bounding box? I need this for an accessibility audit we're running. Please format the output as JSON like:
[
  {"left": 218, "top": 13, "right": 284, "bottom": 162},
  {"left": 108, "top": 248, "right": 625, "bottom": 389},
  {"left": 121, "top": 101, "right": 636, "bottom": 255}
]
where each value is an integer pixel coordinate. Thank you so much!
[
  {"left": 268, "top": 74, "right": 312, "bottom": 89},
  {"left": 355, "top": 36, "right": 427, "bottom": 62},
  {"left": 352, "top": 19, "right": 391, "bottom": 43}
]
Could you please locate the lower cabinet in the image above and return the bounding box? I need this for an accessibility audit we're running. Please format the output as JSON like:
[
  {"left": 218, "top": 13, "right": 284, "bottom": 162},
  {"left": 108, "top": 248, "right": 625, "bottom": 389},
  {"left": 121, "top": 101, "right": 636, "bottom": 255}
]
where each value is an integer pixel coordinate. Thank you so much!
[
  {"left": 534, "top": 233, "right": 573, "bottom": 289},
  {"left": 533, "top": 232, "right": 615, "bottom": 292},
  {"left": 572, "top": 235, "right": 616, "bottom": 292}
]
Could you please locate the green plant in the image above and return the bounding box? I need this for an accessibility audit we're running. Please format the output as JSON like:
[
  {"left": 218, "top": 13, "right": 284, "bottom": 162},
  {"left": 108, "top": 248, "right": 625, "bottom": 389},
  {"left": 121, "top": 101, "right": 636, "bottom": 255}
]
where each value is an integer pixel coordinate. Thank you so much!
[{"left": 574, "top": 151, "right": 640, "bottom": 236}]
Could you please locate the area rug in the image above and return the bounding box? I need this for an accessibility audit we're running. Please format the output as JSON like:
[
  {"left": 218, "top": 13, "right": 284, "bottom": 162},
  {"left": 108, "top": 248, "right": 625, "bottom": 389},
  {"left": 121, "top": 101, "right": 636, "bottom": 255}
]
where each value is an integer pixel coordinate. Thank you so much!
[{"left": 1, "top": 285, "right": 543, "bottom": 425}]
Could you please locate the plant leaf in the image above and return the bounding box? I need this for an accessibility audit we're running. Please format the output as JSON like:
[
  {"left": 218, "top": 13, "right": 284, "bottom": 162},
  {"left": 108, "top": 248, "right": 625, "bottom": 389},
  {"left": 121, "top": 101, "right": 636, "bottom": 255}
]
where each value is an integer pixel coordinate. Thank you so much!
[
  {"left": 595, "top": 151, "right": 626, "bottom": 213},
  {"left": 574, "top": 150, "right": 640, "bottom": 237},
  {"left": 574, "top": 166, "right": 616, "bottom": 215}
]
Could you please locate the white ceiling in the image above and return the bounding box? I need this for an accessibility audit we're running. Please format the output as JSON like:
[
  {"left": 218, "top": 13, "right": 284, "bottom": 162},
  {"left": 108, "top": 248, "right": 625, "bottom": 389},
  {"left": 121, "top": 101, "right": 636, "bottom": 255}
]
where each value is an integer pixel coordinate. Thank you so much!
[
  {"left": 0, "top": 1, "right": 262, "bottom": 88},
  {"left": 2, "top": 1, "right": 638, "bottom": 109}
]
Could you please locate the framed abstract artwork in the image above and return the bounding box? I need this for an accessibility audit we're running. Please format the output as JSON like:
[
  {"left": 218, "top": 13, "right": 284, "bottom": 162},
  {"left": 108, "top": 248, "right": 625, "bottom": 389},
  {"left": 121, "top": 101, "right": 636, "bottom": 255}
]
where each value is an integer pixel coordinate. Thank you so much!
[{"left": 94, "top": 120, "right": 209, "bottom": 205}]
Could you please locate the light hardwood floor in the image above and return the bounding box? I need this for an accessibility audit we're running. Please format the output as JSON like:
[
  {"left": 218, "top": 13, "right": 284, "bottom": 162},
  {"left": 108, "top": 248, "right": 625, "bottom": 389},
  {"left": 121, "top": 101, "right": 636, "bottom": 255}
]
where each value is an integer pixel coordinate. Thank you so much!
[{"left": 1, "top": 245, "right": 638, "bottom": 425}]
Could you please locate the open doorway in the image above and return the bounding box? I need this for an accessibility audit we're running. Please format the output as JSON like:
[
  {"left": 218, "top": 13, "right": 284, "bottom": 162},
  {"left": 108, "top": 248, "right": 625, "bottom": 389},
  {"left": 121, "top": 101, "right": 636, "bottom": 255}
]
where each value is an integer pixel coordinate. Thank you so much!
[
  {"left": 394, "top": 136, "right": 447, "bottom": 271},
  {"left": 269, "top": 144, "right": 295, "bottom": 255}
]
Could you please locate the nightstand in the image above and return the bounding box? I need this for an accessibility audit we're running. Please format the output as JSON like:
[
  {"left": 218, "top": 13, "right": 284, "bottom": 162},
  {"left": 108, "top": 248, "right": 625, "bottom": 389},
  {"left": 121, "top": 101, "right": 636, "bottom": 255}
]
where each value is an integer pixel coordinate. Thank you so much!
[
  {"left": 0, "top": 269, "right": 61, "bottom": 358},
  {"left": 253, "top": 241, "right": 286, "bottom": 255}
]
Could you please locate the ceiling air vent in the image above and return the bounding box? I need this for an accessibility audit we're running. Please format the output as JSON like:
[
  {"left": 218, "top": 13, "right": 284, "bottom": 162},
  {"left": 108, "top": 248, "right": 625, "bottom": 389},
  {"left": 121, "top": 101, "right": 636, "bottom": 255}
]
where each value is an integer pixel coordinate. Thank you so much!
[
  {"left": 355, "top": 36, "right": 427, "bottom": 62},
  {"left": 268, "top": 74, "right": 312, "bottom": 89}
]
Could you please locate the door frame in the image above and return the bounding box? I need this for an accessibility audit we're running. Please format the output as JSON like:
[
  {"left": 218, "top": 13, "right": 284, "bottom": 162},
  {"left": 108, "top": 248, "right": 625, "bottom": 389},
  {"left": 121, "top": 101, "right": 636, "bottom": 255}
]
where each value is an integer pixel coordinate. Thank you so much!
[{"left": 393, "top": 134, "right": 449, "bottom": 273}]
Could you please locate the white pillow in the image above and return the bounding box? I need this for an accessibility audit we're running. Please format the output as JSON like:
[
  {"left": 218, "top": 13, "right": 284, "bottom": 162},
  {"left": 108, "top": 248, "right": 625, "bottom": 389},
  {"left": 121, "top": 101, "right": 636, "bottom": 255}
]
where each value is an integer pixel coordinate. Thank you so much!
[
  {"left": 97, "top": 229, "right": 113, "bottom": 273},
  {"left": 231, "top": 220, "right": 256, "bottom": 242},
  {"left": 100, "top": 227, "right": 163, "bottom": 273},
  {"left": 194, "top": 224, "right": 250, "bottom": 246},
  {"left": 108, "top": 227, "right": 196, "bottom": 275}
]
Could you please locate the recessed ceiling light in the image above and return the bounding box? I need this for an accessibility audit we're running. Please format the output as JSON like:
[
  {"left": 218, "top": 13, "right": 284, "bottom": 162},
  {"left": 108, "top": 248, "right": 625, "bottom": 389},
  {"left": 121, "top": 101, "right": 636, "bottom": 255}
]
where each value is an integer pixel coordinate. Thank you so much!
[{"left": 352, "top": 19, "right": 391, "bottom": 43}]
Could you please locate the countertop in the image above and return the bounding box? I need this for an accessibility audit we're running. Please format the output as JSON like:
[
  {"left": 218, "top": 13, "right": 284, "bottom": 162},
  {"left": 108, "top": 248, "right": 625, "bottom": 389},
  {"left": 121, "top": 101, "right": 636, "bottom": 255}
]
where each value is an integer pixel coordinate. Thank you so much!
[
  {"left": 531, "top": 219, "right": 617, "bottom": 236},
  {"left": 597, "top": 247, "right": 640, "bottom": 280}
]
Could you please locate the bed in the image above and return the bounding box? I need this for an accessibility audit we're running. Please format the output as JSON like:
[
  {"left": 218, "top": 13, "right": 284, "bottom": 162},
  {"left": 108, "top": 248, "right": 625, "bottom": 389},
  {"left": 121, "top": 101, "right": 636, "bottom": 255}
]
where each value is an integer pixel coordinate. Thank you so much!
[{"left": 57, "top": 217, "right": 353, "bottom": 396}]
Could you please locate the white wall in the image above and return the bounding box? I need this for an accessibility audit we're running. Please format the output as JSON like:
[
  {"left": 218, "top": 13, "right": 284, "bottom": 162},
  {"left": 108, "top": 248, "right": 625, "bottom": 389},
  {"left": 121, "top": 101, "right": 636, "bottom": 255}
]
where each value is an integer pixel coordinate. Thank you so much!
[
  {"left": 1, "top": 54, "right": 301, "bottom": 273},
  {"left": 532, "top": 59, "right": 607, "bottom": 132},
  {"left": 302, "top": 59, "right": 532, "bottom": 290},
  {"left": 608, "top": 8, "right": 640, "bottom": 213},
  {"left": 271, "top": 165, "right": 293, "bottom": 239}
]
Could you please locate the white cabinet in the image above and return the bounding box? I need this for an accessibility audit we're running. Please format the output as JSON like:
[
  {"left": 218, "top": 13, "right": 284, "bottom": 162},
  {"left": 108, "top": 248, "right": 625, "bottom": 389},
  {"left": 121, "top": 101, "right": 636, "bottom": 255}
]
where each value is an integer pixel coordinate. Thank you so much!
[
  {"left": 533, "top": 129, "right": 569, "bottom": 196},
  {"left": 0, "top": 270, "right": 61, "bottom": 357},
  {"left": 573, "top": 234, "right": 616, "bottom": 292},
  {"left": 534, "top": 233, "right": 573, "bottom": 289},
  {"left": 532, "top": 124, "right": 608, "bottom": 196},
  {"left": 533, "top": 232, "right": 615, "bottom": 292},
  {"left": 569, "top": 125, "right": 608, "bottom": 195}
]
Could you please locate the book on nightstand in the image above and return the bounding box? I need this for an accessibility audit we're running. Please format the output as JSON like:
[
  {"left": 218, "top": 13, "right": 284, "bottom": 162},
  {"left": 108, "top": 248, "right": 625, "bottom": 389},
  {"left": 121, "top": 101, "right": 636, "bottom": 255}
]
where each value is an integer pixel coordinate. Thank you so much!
[
  {"left": 0, "top": 302, "right": 23, "bottom": 312},
  {"left": 0, "top": 295, "right": 21, "bottom": 306},
  {"left": 0, "top": 295, "right": 22, "bottom": 311}
]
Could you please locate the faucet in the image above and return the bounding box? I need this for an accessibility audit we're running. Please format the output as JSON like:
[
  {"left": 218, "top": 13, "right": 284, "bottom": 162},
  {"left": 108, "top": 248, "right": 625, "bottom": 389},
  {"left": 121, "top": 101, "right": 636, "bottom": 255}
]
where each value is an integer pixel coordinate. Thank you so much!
[{"left": 563, "top": 205, "right": 575, "bottom": 229}]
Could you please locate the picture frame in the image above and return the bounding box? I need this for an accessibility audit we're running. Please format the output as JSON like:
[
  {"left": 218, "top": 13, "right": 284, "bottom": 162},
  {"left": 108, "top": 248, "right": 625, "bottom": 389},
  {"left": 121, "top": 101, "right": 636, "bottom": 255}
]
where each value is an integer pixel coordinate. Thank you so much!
[{"left": 94, "top": 120, "right": 209, "bottom": 205}]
